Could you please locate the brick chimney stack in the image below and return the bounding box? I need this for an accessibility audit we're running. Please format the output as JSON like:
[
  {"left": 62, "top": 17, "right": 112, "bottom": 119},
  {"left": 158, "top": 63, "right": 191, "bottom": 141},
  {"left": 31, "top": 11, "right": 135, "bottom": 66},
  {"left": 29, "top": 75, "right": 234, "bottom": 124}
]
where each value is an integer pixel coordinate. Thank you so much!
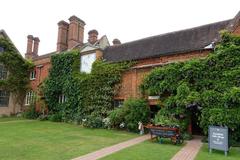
[
  {"left": 26, "top": 35, "right": 33, "bottom": 55},
  {"left": 25, "top": 35, "right": 40, "bottom": 59},
  {"left": 33, "top": 37, "right": 40, "bottom": 56},
  {"left": 112, "top": 39, "right": 121, "bottom": 45},
  {"left": 67, "top": 15, "right": 86, "bottom": 49},
  {"left": 88, "top": 29, "right": 98, "bottom": 44},
  {"left": 57, "top": 20, "right": 69, "bottom": 52}
]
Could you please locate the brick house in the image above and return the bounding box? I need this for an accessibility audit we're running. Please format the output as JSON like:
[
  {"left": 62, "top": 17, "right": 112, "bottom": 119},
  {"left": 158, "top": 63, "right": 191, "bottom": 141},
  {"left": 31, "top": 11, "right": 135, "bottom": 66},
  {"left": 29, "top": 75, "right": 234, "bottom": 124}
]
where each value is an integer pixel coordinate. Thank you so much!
[
  {"left": 105, "top": 11, "right": 240, "bottom": 105},
  {"left": 25, "top": 11, "right": 239, "bottom": 129},
  {"left": 104, "top": 11, "right": 239, "bottom": 134},
  {"left": 25, "top": 16, "right": 110, "bottom": 111},
  {"left": 0, "top": 30, "right": 22, "bottom": 116}
]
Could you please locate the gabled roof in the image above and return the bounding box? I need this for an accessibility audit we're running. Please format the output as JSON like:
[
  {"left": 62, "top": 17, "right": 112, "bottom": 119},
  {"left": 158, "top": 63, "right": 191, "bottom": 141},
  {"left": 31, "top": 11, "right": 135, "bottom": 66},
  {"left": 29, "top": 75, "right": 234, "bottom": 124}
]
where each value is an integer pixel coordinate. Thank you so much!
[
  {"left": 78, "top": 35, "right": 110, "bottom": 52},
  {"left": 103, "top": 19, "right": 232, "bottom": 62},
  {"left": 0, "top": 29, "right": 21, "bottom": 54},
  {"left": 80, "top": 45, "right": 98, "bottom": 52}
]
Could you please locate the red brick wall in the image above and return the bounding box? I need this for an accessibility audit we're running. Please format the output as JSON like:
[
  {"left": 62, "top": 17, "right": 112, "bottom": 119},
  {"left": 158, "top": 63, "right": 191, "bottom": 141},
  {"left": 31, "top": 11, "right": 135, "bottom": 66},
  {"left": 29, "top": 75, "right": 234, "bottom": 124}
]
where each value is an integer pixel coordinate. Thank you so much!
[
  {"left": 233, "top": 26, "right": 240, "bottom": 35},
  {"left": 29, "top": 57, "right": 51, "bottom": 111},
  {"left": 115, "top": 50, "right": 210, "bottom": 100},
  {"left": 30, "top": 58, "right": 51, "bottom": 90}
]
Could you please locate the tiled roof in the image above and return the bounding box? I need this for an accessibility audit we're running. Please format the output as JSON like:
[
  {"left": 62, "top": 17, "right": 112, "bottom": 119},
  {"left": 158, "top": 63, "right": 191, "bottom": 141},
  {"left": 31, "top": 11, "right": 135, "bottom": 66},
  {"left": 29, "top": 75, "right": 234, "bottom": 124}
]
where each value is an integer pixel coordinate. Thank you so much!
[
  {"left": 103, "top": 19, "right": 231, "bottom": 62},
  {"left": 32, "top": 51, "right": 56, "bottom": 60}
]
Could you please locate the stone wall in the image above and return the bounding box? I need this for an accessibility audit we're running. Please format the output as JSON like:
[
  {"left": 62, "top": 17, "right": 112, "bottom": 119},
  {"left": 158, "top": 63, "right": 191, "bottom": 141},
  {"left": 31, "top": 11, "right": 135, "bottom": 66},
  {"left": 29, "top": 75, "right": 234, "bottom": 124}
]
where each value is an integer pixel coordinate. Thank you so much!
[{"left": 0, "top": 93, "right": 21, "bottom": 116}]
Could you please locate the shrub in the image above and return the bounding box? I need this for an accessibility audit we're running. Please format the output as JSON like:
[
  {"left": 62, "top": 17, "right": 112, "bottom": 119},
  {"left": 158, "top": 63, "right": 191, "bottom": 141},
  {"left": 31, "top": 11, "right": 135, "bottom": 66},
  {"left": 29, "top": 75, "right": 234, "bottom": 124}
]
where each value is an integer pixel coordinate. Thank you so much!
[
  {"left": 108, "top": 98, "right": 150, "bottom": 132},
  {"left": 82, "top": 115, "right": 103, "bottom": 128},
  {"left": 48, "top": 113, "right": 62, "bottom": 122},
  {"left": 182, "top": 132, "right": 193, "bottom": 140},
  {"left": 200, "top": 107, "right": 240, "bottom": 141},
  {"left": 123, "top": 98, "right": 150, "bottom": 132},
  {"left": 154, "top": 111, "right": 179, "bottom": 127},
  {"left": 102, "top": 117, "right": 111, "bottom": 129},
  {"left": 37, "top": 115, "right": 48, "bottom": 121},
  {"left": 108, "top": 107, "right": 125, "bottom": 128},
  {"left": 23, "top": 104, "right": 40, "bottom": 119},
  {"left": 153, "top": 106, "right": 189, "bottom": 133}
]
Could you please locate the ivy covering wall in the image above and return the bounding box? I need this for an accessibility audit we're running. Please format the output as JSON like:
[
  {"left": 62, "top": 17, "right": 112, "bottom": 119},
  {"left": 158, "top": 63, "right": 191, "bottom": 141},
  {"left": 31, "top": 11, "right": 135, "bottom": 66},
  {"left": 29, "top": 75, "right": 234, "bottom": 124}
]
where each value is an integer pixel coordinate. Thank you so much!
[
  {"left": 0, "top": 37, "right": 32, "bottom": 106},
  {"left": 43, "top": 50, "right": 132, "bottom": 126},
  {"left": 140, "top": 32, "right": 240, "bottom": 141}
]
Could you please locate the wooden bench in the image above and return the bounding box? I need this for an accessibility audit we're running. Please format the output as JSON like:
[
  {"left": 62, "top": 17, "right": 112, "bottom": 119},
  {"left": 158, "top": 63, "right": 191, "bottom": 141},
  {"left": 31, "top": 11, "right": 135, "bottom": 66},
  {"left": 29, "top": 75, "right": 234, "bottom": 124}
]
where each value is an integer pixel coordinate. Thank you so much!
[{"left": 145, "top": 125, "right": 184, "bottom": 145}]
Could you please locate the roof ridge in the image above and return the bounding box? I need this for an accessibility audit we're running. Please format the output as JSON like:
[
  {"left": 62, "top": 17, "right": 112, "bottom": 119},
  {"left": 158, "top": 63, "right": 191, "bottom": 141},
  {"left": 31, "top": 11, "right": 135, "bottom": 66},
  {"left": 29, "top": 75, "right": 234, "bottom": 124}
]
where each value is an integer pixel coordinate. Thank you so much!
[
  {"left": 108, "top": 19, "right": 232, "bottom": 48},
  {"left": 104, "top": 18, "right": 232, "bottom": 62}
]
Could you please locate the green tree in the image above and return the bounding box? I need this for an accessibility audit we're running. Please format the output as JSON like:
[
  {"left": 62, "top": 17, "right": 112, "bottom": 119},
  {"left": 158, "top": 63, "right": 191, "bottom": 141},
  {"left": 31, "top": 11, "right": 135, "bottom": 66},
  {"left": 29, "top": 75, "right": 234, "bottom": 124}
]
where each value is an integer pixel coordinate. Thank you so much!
[{"left": 140, "top": 32, "right": 240, "bottom": 141}]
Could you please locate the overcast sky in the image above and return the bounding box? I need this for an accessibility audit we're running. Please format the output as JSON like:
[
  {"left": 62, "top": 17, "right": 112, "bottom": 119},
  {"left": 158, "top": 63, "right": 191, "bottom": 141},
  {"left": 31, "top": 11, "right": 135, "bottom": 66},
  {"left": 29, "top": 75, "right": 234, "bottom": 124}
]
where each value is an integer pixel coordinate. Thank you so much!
[{"left": 0, "top": 0, "right": 239, "bottom": 56}]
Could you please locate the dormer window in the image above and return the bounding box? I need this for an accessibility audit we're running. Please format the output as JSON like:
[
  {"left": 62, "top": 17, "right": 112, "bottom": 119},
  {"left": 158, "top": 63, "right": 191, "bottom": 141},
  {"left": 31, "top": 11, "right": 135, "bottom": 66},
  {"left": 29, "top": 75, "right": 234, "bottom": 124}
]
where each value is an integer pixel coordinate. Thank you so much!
[
  {"left": 30, "top": 70, "right": 36, "bottom": 80},
  {"left": 0, "top": 64, "right": 7, "bottom": 80},
  {"left": 80, "top": 53, "right": 96, "bottom": 73}
]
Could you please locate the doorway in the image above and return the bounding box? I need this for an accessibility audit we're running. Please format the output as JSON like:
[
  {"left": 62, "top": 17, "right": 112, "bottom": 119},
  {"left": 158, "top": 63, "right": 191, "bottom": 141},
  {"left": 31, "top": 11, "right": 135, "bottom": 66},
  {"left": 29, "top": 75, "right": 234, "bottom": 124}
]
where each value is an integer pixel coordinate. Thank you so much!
[
  {"left": 149, "top": 105, "right": 160, "bottom": 118},
  {"left": 190, "top": 106, "right": 203, "bottom": 135}
]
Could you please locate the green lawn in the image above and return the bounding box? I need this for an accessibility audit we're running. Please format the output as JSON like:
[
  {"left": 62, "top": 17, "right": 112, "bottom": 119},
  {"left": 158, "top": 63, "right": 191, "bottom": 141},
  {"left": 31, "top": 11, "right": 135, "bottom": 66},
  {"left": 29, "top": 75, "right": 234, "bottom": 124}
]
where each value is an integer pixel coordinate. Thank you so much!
[
  {"left": 0, "top": 118, "right": 137, "bottom": 160},
  {"left": 100, "top": 139, "right": 183, "bottom": 160},
  {"left": 195, "top": 143, "right": 240, "bottom": 160}
]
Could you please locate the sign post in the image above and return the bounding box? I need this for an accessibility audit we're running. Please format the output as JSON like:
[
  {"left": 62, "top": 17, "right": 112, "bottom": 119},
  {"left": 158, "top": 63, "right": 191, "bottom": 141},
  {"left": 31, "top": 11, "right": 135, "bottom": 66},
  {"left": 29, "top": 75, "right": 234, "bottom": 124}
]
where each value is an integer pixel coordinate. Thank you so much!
[{"left": 208, "top": 126, "right": 229, "bottom": 156}]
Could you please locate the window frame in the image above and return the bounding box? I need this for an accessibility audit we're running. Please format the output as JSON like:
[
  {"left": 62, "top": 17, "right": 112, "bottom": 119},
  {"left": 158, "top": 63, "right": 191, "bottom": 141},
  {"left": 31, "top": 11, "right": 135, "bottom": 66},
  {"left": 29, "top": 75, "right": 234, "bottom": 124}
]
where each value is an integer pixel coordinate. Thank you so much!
[
  {"left": 0, "top": 64, "right": 8, "bottom": 80},
  {"left": 25, "top": 91, "right": 35, "bottom": 105},
  {"left": 80, "top": 53, "right": 96, "bottom": 73},
  {"left": 58, "top": 94, "right": 67, "bottom": 103},
  {"left": 0, "top": 90, "right": 10, "bottom": 107},
  {"left": 30, "top": 70, "right": 36, "bottom": 80}
]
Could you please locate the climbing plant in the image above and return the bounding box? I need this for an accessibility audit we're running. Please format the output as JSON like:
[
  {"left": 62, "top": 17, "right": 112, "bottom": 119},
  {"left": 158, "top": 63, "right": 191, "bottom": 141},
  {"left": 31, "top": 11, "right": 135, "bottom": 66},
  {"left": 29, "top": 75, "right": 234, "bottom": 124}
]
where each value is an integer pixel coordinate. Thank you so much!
[
  {"left": 140, "top": 32, "right": 240, "bottom": 141},
  {"left": 0, "top": 37, "right": 33, "bottom": 106},
  {"left": 43, "top": 50, "right": 132, "bottom": 127}
]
